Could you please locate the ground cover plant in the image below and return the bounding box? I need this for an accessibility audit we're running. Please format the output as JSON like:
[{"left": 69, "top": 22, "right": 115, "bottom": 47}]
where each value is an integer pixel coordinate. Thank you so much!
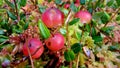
[{"left": 0, "top": 0, "right": 120, "bottom": 68}]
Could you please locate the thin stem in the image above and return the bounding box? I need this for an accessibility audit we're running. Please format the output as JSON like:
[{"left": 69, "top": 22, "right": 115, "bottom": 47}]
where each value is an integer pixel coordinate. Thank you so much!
[
  {"left": 65, "top": 11, "right": 72, "bottom": 25},
  {"left": 95, "top": 26, "right": 113, "bottom": 41},
  {"left": 34, "top": 0, "right": 37, "bottom": 5},
  {"left": 65, "top": 11, "right": 72, "bottom": 68},
  {"left": 76, "top": 53, "right": 80, "bottom": 68},
  {"left": 31, "top": 0, "right": 35, "bottom": 4},
  {"left": 65, "top": 11, "right": 72, "bottom": 48},
  {"left": 53, "top": 26, "right": 61, "bottom": 34},
  {"left": 26, "top": 39, "right": 35, "bottom": 68},
  {"left": 0, "top": 39, "right": 9, "bottom": 45},
  {"left": 103, "top": 7, "right": 120, "bottom": 27},
  {"left": 13, "top": 0, "right": 20, "bottom": 21}
]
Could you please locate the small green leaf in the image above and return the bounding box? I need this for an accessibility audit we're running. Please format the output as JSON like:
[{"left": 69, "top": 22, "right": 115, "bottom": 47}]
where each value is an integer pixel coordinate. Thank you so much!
[
  {"left": 101, "top": 12, "right": 110, "bottom": 24},
  {"left": 12, "top": 25, "right": 23, "bottom": 33},
  {"left": 0, "top": 29, "right": 5, "bottom": 35},
  {"left": 0, "top": 9, "right": 6, "bottom": 13},
  {"left": 59, "top": 28, "right": 66, "bottom": 36},
  {"left": 0, "top": 44, "right": 11, "bottom": 49},
  {"left": 55, "top": 0, "right": 62, "bottom": 5},
  {"left": 92, "top": 12, "right": 104, "bottom": 20},
  {"left": 19, "top": 0, "right": 27, "bottom": 7},
  {"left": 38, "top": 20, "right": 51, "bottom": 39},
  {"left": 64, "top": 49, "right": 75, "bottom": 62},
  {"left": 24, "top": 22, "right": 29, "bottom": 30},
  {"left": 91, "top": 27, "right": 97, "bottom": 36},
  {"left": 116, "top": 0, "right": 120, "bottom": 6},
  {"left": 20, "top": 12, "right": 26, "bottom": 20},
  {"left": 4, "top": 0, "right": 15, "bottom": 9},
  {"left": 71, "top": 43, "right": 82, "bottom": 54},
  {"left": 107, "top": 0, "right": 114, "bottom": 7},
  {"left": 0, "top": 0, "right": 3, "bottom": 5},
  {"left": 108, "top": 44, "right": 120, "bottom": 51},
  {"left": 7, "top": 11, "right": 17, "bottom": 20},
  {"left": 48, "top": 0, "right": 52, "bottom": 2},
  {"left": 69, "top": 18, "right": 80, "bottom": 25},
  {"left": 85, "top": 24, "right": 90, "bottom": 32},
  {"left": 60, "top": 8, "right": 69, "bottom": 16},
  {"left": 101, "top": 26, "right": 114, "bottom": 35},
  {"left": 116, "top": 15, "right": 120, "bottom": 21},
  {"left": 92, "top": 35, "right": 103, "bottom": 43},
  {"left": 0, "top": 35, "right": 8, "bottom": 43},
  {"left": 80, "top": 0, "right": 86, "bottom": 5},
  {"left": 95, "top": 0, "right": 101, "bottom": 8},
  {"left": 88, "top": 8, "right": 93, "bottom": 14},
  {"left": 38, "top": 6, "right": 46, "bottom": 13},
  {"left": 75, "top": 31, "right": 82, "bottom": 40},
  {"left": 0, "top": 38, "right": 8, "bottom": 43},
  {"left": 70, "top": 2, "right": 78, "bottom": 12},
  {"left": 117, "top": 56, "right": 120, "bottom": 59}
]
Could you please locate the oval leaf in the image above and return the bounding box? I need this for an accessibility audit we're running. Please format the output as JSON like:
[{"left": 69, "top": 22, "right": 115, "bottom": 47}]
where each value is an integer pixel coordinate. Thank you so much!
[
  {"left": 19, "top": 0, "right": 27, "bottom": 7},
  {"left": 101, "top": 12, "right": 110, "bottom": 24},
  {"left": 71, "top": 43, "right": 82, "bottom": 54},
  {"left": 69, "top": 18, "right": 80, "bottom": 25},
  {"left": 80, "top": 0, "right": 86, "bottom": 5},
  {"left": 64, "top": 49, "right": 75, "bottom": 62},
  {"left": 4, "top": 0, "right": 15, "bottom": 9},
  {"left": 75, "top": 31, "right": 82, "bottom": 40},
  {"left": 7, "top": 10, "right": 17, "bottom": 20},
  {"left": 0, "top": 35, "right": 8, "bottom": 43},
  {"left": 70, "top": 2, "right": 78, "bottom": 12},
  {"left": 38, "top": 20, "right": 51, "bottom": 39}
]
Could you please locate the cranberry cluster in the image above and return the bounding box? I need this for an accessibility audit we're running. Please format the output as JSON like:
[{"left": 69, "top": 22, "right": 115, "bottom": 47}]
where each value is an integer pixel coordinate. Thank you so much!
[{"left": 16, "top": 6, "right": 91, "bottom": 59}]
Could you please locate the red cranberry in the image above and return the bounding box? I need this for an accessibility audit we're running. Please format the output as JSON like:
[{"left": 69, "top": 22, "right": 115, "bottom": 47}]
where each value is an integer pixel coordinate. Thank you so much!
[
  {"left": 75, "top": 10, "right": 92, "bottom": 24},
  {"left": 22, "top": 38, "right": 44, "bottom": 59},
  {"left": 64, "top": 4, "right": 70, "bottom": 9},
  {"left": 45, "top": 33, "right": 64, "bottom": 51},
  {"left": 42, "top": 7, "right": 64, "bottom": 28}
]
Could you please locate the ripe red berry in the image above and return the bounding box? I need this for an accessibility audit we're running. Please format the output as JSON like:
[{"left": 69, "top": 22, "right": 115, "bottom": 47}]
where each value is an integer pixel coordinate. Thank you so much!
[
  {"left": 64, "top": 3, "right": 70, "bottom": 9},
  {"left": 45, "top": 33, "right": 64, "bottom": 51},
  {"left": 75, "top": 10, "right": 92, "bottom": 24},
  {"left": 22, "top": 38, "right": 44, "bottom": 59},
  {"left": 76, "top": 0, "right": 80, "bottom": 3},
  {"left": 75, "top": 0, "right": 80, "bottom": 7},
  {"left": 42, "top": 7, "right": 64, "bottom": 28}
]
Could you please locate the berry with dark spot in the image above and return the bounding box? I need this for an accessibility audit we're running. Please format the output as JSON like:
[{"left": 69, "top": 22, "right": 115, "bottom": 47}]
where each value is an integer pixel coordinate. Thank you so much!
[
  {"left": 22, "top": 38, "right": 44, "bottom": 59},
  {"left": 45, "top": 33, "right": 64, "bottom": 51}
]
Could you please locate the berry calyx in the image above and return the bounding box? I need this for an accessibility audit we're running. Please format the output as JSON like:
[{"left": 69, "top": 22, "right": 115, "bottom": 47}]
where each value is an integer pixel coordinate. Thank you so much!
[
  {"left": 45, "top": 33, "right": 64, "bottom": 51},
  {"left": 42, "top": 7, "right": 64, "bottom": 28},
  {"left": 22, "top": 38, "right": 44, "bottom": 59}
]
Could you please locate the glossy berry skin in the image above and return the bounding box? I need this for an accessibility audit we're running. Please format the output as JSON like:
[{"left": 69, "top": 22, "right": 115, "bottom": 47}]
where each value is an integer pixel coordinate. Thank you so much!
[
  {"left": 64, "top": 3, "right": 70, "bottom": 9},
  {"left": 22, "top": 38, "right": 44, "bottom": 59},
  {"left": 75, "top": 0, "right": 80, "bottom": 7},
  {"left": 45, "top": 33, "right": 64, "bottom": 51},
  {"left": 75, "top": 10, "right": 92, "bottom": 24},
  {"left": 76, "top": 0, "right": 80, "bottom": 3},
  {"left": 42, "top": 7, "right": 64, "bottom": 28}
]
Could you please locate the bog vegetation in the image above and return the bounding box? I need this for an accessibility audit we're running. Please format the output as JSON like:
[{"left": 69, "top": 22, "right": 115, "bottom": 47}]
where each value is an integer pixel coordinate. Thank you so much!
[{"left": 0, "top": 0, "right": 120, "bottom": 68}]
